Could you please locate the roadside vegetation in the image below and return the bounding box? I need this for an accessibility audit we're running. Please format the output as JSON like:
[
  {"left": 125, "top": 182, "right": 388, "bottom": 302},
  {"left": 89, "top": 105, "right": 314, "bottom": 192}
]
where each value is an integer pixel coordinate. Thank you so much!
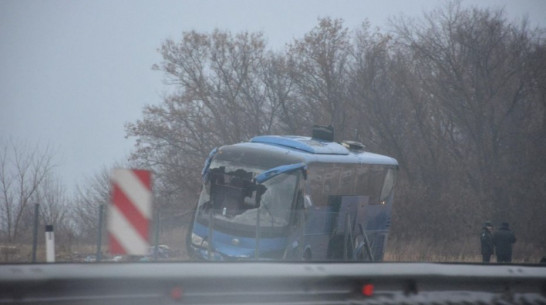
[{"left": 2, "top": 1, "right": 545, "bottom": 262}]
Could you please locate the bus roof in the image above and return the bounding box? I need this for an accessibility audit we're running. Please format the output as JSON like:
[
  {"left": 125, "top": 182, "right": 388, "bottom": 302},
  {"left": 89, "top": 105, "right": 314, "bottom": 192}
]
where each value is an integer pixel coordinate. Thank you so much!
[{"left": 224, "top": 135, "right": 399, "bottom": 166}]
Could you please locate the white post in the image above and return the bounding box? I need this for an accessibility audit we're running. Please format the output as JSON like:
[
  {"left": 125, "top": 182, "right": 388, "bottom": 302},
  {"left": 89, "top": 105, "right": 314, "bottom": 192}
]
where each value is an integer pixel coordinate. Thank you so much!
[{"left": 45, "top": 225, "right": 55, "bottom": 263}]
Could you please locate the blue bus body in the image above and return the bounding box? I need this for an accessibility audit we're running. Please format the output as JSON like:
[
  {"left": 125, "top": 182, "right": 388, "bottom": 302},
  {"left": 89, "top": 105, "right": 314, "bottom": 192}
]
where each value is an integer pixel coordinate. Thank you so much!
[{"left": 188, "top": 134, "right": 398, "bottom": 261}]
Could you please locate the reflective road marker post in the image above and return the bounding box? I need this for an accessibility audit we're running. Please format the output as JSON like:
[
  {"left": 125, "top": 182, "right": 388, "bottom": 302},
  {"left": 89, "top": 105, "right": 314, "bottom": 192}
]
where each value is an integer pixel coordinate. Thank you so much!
[
  {"left": 45, "top": 225, "right": 55, "bottom": 263},
  {"left": 108, "top": 169, "right": 152, "bottom": 257}
]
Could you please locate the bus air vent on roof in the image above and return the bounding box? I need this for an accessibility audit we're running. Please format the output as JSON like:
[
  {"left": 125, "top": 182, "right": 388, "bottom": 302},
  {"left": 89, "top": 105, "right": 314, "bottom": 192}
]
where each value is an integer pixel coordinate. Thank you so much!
[
  {"left": 311, "top": 125, "right": 334, "bottom": 142},
  {"left": 341, "top": 140, "right": 366, "bottom": 151}
]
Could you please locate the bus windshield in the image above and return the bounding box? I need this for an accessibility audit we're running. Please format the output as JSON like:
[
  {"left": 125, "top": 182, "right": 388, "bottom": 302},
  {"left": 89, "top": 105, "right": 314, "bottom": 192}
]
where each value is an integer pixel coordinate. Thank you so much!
[{"left": 196, "top": 160, "right": 300, "bottom": 230}]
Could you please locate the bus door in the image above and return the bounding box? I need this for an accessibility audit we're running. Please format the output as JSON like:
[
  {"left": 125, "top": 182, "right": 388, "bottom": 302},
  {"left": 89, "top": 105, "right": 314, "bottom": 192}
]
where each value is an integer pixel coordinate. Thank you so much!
[
  {"left": 360, "top": 203, "right": 391, "bottom": 261},
  {"left": 326, "top": 195, "right": 372, "bottom": 261},
  {"left": 281, "top": 191, "right": 307, "bottom": 260}
]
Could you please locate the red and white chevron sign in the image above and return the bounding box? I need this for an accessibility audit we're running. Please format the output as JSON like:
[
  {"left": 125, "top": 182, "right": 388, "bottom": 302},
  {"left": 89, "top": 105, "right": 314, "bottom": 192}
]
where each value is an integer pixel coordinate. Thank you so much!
[{"left": 108, "top": 169, "right": 152, "bottom": 255}]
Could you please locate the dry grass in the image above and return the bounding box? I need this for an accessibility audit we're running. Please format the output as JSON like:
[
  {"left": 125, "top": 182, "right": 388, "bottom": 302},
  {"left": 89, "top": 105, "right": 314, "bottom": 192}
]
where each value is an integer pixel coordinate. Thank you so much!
[
  {"left": 156, "top": 226, "right": 189, "bottom": 259},
  {"left": 384, "top": 237, "right": 545, "bottom": 263},
  {"left": 3, "top": 229, "right": 543, "bottom": 264}
]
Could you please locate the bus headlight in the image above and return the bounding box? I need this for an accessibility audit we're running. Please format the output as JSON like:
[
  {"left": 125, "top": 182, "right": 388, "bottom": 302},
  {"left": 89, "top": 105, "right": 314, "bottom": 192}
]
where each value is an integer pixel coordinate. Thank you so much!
[{"left": 191, "top": 233, "right": 204, "bottom": 246}]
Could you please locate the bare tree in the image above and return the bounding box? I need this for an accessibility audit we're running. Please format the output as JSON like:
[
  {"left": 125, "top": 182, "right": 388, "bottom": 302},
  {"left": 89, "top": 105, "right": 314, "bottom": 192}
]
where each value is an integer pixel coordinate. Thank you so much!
[
  {"left": 286, "top": 18, "right": 354, "bottom": 139},
  {"left": 260, "top": 53, "right": 299, "bottom": 134},
  {"left": 126, "top": 6, "right": 546, "bottom": 252},
  {"left": 127, "top": 30, "right": 279, "bottom": 208},
  {"left": 390, "top": 2, "right": 546, "bottom": 241},
  {"left": 0, "top": 141, "right": 54, "bottom": 242},
  {"left": 72, "top": 165, "right": 116, "bottom": 242},
  {"left": 33, "top": 175, "right": 70, "bottom": 233}
]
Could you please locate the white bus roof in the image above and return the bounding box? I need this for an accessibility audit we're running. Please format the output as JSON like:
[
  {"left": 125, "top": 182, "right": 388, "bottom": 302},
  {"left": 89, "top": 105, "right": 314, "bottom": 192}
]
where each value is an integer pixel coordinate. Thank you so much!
[{"left": 236, "top": 135, "right": 399, "bottom": 166}]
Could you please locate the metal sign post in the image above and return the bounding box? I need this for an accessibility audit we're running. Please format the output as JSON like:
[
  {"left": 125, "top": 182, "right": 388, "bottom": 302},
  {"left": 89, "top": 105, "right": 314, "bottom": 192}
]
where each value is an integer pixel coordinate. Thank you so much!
[{"left": 31, "top": 203, "right": 39, "bottom": 263}]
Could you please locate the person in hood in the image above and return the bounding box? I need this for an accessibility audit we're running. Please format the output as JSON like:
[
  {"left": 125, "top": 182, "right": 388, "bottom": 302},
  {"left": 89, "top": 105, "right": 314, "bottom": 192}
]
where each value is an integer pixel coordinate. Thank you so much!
[
  {"left": 480, "top": 221, "right": 494, "bottom": 263},
  {"left": 493, "top": 222, "right": 516, "bottom": 263}
]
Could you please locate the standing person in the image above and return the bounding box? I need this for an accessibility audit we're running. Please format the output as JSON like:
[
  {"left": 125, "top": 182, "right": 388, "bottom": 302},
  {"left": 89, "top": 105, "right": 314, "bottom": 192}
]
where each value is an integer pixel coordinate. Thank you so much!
[
  {"left": 493, "top": 222, "right": 516, "bottom": 263},
  {"left": 480, "top": 221, "right": 494, "bottom": 263}
]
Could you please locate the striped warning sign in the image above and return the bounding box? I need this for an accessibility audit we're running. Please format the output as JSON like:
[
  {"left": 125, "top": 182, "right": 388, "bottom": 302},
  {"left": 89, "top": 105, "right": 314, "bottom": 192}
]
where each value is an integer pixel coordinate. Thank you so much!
[{"left": 108, "top": 169, "right": 152, "bottom": 255}]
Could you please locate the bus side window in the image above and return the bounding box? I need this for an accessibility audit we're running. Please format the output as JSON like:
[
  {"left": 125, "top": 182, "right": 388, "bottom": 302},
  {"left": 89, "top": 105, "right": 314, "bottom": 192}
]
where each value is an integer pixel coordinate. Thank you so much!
[
  {"left": 339, "top": 165, "right": 355, "bottom": 195},
  {"left": 323, "top": 166, "right": 339, "bottom": 195},
  {"left": 379, "top": 168, "right": 397, "bottom": 203},
  {"left": 356, "top": 165, "right": 383, "bottom": 204},
  {"left": 308, "top": 164, "right": 326, "bottom": 207}
]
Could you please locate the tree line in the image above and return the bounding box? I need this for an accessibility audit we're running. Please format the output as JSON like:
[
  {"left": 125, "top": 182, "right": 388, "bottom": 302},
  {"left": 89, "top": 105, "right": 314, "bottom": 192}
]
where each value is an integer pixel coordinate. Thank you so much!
[
  {"left": 2, "top": 2, "right": 544, "bottom": 258},
  {"left": 128, "top": 3, "right": 545, "bottom": 249},
  {"left": 0, "top": 140, "right": 114, "bottom": 252}
]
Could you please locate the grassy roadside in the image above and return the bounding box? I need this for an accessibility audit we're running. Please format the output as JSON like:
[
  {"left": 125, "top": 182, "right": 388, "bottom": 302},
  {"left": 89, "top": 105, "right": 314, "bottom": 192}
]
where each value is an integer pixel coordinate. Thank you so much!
[{"left": 2, "top": 230, "right": 544, "bottom": 263}]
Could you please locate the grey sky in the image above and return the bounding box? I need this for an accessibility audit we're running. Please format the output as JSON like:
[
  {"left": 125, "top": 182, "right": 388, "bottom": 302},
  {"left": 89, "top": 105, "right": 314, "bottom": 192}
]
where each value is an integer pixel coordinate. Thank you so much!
[{"left": 1, "top": 0, "right": 545, "bottom": 193}]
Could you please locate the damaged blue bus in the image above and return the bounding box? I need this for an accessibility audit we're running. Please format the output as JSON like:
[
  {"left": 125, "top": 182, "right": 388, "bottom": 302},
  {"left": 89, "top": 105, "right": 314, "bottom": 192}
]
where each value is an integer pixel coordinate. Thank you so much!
[{"left": 187, "top": 127, "right": 398, "bottom": 261}]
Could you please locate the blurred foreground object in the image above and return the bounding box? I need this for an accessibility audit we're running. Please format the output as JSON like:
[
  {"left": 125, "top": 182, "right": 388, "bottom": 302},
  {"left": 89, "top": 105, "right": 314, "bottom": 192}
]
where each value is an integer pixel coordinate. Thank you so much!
[{"left": 0, "top": 263, "right": 545, "bottom": 304}]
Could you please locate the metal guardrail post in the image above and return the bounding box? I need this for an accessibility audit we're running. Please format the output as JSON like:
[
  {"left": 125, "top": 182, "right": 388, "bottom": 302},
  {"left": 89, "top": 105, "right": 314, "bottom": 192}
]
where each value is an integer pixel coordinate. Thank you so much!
[
  {"left": 153, "top": 208, "right": 160, "bottom": 261},
  {"left": 31, "top": 203, "right": 39, "bottom": 263},
  {"left": 96, "top": 204, "right": 104, "bottom": 262}
]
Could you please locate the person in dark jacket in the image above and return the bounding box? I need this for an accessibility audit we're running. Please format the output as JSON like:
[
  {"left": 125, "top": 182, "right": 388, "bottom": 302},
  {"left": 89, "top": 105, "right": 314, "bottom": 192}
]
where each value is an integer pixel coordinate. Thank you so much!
[
  {"left": 493, "top": 222, "right": 516, "bottom": 263},
  {"left": 480, "top": 221, "right": 494, "bottom": 263}
]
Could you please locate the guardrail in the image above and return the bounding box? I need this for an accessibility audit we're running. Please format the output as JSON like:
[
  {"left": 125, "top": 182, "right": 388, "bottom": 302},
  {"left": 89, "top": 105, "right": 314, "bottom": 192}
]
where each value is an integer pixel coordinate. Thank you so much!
[{"left": 1, "top": 262, "right": 545, "bottom": 304}]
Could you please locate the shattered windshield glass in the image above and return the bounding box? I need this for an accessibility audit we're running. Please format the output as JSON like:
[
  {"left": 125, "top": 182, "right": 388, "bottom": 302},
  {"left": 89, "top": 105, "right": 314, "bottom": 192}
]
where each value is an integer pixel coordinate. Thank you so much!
[{"left": 196, "top": 160, "right": 299, "bottom": 229}]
